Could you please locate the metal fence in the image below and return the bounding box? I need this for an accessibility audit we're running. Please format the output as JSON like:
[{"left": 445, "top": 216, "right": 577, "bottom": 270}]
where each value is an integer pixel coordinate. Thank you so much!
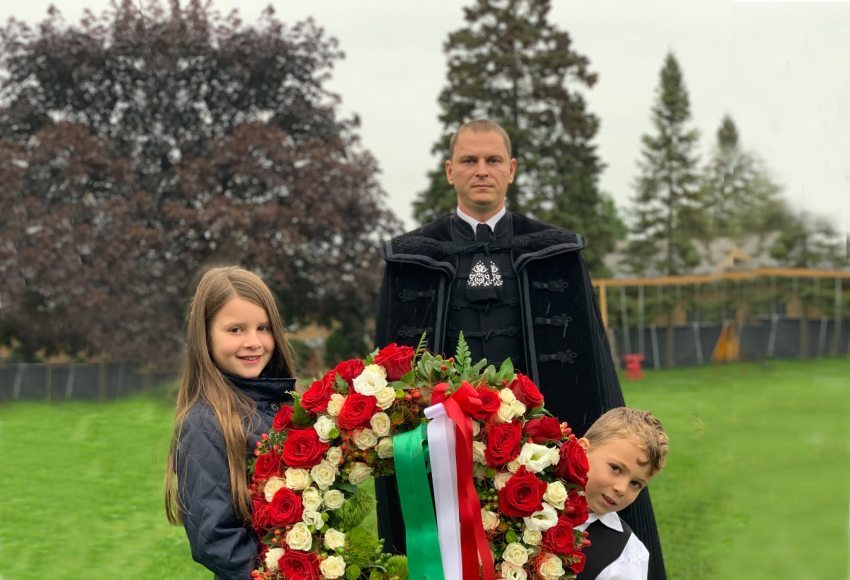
[
  {"left": 609, "top": 316, "right": 850, "bottom": 369},
  {"left": 0, "top": 362, "right": 178, "bottom": 403}
]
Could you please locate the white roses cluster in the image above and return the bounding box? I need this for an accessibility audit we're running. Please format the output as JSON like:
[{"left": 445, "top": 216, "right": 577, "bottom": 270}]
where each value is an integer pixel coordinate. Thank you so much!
[{"left": 497, "top": 388, "right": 527, "bottom": 422}]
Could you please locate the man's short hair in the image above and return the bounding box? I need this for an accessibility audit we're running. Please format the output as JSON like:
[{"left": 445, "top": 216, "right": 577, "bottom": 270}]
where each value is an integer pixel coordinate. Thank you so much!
[
  {"left": 584, "top": 407, "right": 669, "bottom": 475},
  {"left": 449, "top": 118, "right": 512, "bottom": 158}
]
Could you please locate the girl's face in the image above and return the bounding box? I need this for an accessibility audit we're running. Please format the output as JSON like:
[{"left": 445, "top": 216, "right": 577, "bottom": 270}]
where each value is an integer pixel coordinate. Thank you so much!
[{"left": 209, "top": 296, "right": 275, "bottom": 379}]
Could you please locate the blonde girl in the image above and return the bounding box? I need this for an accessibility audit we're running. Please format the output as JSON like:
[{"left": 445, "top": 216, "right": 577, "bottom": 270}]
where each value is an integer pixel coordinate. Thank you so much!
[{"left": 165, "top": 266, "right": 295, "bottom": 578}]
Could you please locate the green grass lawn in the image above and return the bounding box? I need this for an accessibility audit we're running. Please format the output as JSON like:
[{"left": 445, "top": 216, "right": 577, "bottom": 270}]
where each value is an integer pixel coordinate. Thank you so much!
[{"left": 1, "top": 358, "right": 848, "bottom": 579}]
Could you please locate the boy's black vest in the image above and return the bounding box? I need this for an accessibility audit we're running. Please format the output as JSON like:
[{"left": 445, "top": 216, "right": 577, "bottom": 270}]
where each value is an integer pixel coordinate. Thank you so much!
[{"left": 576, "top": 518, "right": 634, "bottom": 579}]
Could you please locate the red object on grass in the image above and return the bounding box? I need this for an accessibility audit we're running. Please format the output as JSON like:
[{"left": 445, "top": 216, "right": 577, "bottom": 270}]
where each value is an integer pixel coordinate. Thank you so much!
[{"left": 623, "top": 353, "right": 645, "bottom": 380}]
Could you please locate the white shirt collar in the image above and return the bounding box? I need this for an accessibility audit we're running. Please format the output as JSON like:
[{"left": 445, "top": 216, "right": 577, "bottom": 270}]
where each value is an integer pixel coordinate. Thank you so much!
[
  {"left": 456, "top": 206, "right": 506, "bottom": 232},
  {"left": 579, "top": 511, "right": 624, "bottom": 533}
]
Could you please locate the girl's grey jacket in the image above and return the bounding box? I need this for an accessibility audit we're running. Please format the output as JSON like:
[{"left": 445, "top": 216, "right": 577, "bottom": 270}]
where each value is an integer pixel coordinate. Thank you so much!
[{"left": 177, "top": 372, "right": 293, "bottom": 579}]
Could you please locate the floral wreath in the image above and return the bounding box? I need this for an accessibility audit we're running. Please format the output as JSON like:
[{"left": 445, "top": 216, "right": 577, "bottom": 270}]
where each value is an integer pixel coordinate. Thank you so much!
[{"left": 249, "top": 336, "right": 590, "bottom": 579}]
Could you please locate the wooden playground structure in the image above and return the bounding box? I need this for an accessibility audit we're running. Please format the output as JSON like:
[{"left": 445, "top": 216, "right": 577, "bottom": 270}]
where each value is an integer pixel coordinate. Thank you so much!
[{"left": 592, "top": 267, "right": 850, "bottom": 367}]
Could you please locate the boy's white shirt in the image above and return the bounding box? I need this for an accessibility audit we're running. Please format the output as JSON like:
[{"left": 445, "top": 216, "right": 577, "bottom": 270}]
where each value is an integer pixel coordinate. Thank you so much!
[{"left": 578, "top": 512, "right": 649, "bottom": 580}]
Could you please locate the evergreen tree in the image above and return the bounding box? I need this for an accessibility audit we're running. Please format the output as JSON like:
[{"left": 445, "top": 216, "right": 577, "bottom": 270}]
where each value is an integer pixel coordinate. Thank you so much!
[
  {"left": 770, "top": 212, "right": 847, "bottom": 268},
  {"left": 699, "top": 115, "right": 786, "bottom": 256},
  {"left": 625, "top": 52, "right": 704, "bottom": 276},
  {"left": 412, "top": 0, "right": 621, "bottom": 275}
]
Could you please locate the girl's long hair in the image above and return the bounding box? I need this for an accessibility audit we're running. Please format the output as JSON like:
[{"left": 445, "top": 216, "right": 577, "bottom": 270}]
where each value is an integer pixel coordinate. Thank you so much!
[{"left": 165, "top": 266, "right": 295, "bottom": 525}]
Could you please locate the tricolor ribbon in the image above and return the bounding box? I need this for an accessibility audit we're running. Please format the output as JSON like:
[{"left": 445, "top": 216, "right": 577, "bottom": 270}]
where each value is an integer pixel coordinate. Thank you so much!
[
  {"left": 425, "top": 383, "right": 496, "bottom": 580},
  {"left": 392, "top": 423, "right": 445, "bottom": 579}
]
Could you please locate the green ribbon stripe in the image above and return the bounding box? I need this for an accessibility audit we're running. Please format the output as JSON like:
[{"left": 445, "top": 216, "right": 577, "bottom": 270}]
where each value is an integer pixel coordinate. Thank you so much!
[{"left": 392, "top": 423, "right": 445, "bottom": 580}]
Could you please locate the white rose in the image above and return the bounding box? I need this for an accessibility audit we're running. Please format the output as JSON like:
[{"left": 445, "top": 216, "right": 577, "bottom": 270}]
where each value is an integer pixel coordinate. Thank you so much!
[
  {"left": 507, "top": 460, "right": 521, "bottom": 473},
  {"left": 310, "top": 461, "right": 338, "bottom": 490},
  {"left": 327, "top": 394, "right": 346, "bottom": 417},
  {"left": 493, "top": 472, "right": 512, "bottom": 490},
  {"left": 481, "top": 508, "right": 500, "bottom": 531},
  {"left": 264, "top": 547, "right": 285, "bottom": 572},
  {"left": 323, "top": 489, "right": 345, "bottom": 510},
  {"left": 285, "top": 522, "right": 313, "bottom": 551},
  {"left": 511, "top": 399, "right": 527, "bottom": 416},
  {"left": 301, "top": 487, "right": 324, "bottom": 511},
  {"left": 522, "top": 528, "right": 542, "bottom": 546},
  {"left": 500, "top": 562, "right": 528, "bottom": 580},
  {"left": 325, "top": 446, "right": 343, "bottom": 466},
  {"left": 353, "top": 428, "right": 378, "bottom": 450},
  {"left": 348, "top": 462, "right": 373, "bottom": 485},
  {"left": 538, "top": 553, "right": 566, "bottom": 580},
  {"left": 263, "top": 476, "right": 286, "bottom": 502},
  {"left": 370, "top": 412, "right": 392, "bottom": 437},
  {"left": 499, "top": 388, "right": 516, "bottom": 403},
  {"left": 314, "top": 415, "right": 338, "bottom": 442},
  {"left": 303, "top": 508, "right": 324, "bottom": 529},
  {"left": 523, "top": 502, "right": 559, "bottom": 532},
  {"left": 497, "top": 402, "right": 516, "bottom": 423},
  {"left": 285, "top": 467, "right": 311, "bottom": 490},
  {"left": 543, "top": 481, "right": 568, "bottom": 510},
  {"left": 319, "top": 555, "right": 347, "bottom": 579},
  {"left": 375, "top": 386, "right": 397, "bottom": 410},
  {"left": 352, "top": 365, "right": 387, "bottom": 396},
  {"left": 517, "top": 442, "right": 560, "bottom": 473},
  {"left": 501, "top": 542, "right": 530, "bottom": 567},
  {"left": 472, "top": 441, "right": 487, "bottom": 464},
  {"left": 324, "top": 528, "right": 346, "bottom": 551},
  {"left": 471, "top": 420, "right": 481, "bottom": 437},
  {"left": 376, "top": 437, "right": 395, "bottom": 459}
]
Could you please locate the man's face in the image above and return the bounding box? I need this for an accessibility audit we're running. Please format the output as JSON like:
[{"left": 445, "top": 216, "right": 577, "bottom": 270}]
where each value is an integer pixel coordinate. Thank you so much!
[{"left": 446, "top": 129, "right": 516, "bottom": 221}]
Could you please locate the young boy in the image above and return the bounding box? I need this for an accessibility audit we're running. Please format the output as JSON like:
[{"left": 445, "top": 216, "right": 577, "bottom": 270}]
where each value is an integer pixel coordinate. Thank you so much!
[{"left": 576, "top": 407, "right": 669, "bottom": 580}]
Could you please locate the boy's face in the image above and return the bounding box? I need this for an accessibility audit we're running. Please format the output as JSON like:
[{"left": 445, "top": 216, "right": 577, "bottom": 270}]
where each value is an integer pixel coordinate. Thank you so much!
[{"left": 579, "top": 436, "right": 654, "bottom": 515}]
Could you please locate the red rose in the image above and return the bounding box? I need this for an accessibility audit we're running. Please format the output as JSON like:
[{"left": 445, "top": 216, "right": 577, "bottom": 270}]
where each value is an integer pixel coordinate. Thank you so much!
[
  {"left": 272, "top": 405, "right": 294, "bottom": 431},
  {"left": 542, "top": 514, "right": 578, "bottom": 555},
  {"left": 554, "top": 438, "right": 589, "bottom": 487},
  {"left": 484, "top": 421, "right": 523, "bottom": 467},
  {"left": 564, "top": 488, "right": 589, "bottom": 527},
  {"left": 498, "top": 466, "right": 547, "bottom": 517},
  {"left": 373, "top": 343, "right": 415, "bottom": 380},
  {"left": 252, "top": 449, "right": 280, "bottom": 482},
  {"left": 523, "top": 417, "right": 562, "bottom": 443},
  {"left": 330, "top": 359, "right": 365, "bottom": 387},
  {"left": 509, "top": 373, "right": 544, "bottom": 408},
  {"left": 266, "top": 487, "right": 303, "bottom": 527},
  {"left": 337, "top": 393, "right": 378, "bottom": 431},
  {"left": 568, "top": 549, "right": 587, "bottom": 574},
  {"left": 278, "top": 547, "right": 319, "bottom": 579},
  {"left": 301, "top": 376, "right": 334, "bottom": 414},
  {"left": 475, "top": 387, "right": 501, "bottom": 420},
  {"left": 251, "top": 498, "right": 272, "bottom": 533},
  {"left": 281, "top": 428, "right": 329, "bottom": 468}
]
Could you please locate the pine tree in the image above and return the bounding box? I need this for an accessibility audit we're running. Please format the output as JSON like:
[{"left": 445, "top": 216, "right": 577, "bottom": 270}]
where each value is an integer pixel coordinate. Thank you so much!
[
  {"left": 412, "top": 0, "right": 621, "bottom": 275},
  {"left": 626, "top": 52, "right": 704, "bottom": 276},
  {"left": 699, "top": 115, "right": 786, "bottom": 256}
]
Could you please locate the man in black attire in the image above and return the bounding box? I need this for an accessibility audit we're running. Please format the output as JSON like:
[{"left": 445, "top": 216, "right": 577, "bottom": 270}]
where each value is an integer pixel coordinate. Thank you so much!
[{"left": 374, "top": 119, "right": 666, "bottom": 579}]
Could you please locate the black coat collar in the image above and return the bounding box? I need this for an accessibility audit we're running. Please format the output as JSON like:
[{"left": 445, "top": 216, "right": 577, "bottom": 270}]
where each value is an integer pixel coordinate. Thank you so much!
[{"left": 384, "top": 211, "right": 585, "bottom": 266}]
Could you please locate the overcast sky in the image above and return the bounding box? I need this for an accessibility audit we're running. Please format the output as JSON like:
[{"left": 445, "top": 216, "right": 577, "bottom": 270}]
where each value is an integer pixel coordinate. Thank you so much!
[{"left": 4, "top": 1, "right": 849, "bottom": 235}]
